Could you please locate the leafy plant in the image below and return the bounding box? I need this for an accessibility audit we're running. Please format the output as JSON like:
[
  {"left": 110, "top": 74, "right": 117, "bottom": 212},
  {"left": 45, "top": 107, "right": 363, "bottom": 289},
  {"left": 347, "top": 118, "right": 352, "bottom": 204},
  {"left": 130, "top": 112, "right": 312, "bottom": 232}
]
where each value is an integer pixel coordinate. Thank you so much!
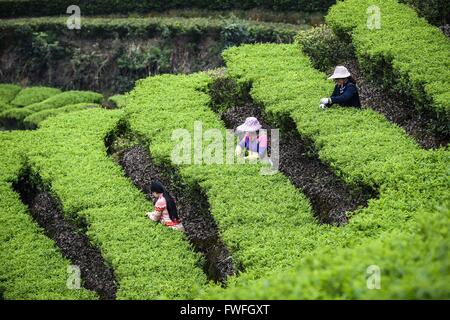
[
  {"left": 108, "top": 94, "right": 128, "bottom": 109},
  {"left": 221, "top": 19, "right": 254, "bottom": 47},
  {"left": 23, "top": 102, "right": 100, "bottom": 127},
  {"left": 0, "top": 132, "right": 97, "bottom": 300},
  {"left": 295, "top": 24, "right": 354, "bottom": 73},
  {"left": 117, "top": 44, "right": 171, "bottom": 76},
  {"left": 212, "top": 43, "right": 449, "bottom": 298},
  {"left": 126, "top": 72, "right": 328, "bottom": 285},
  {"left": 17, "top": 108, "right": 207, "bottom": 299},
  {"left": 10, "top": 86, "right": 61, "bottom": 107},
  {"left": 0, "top": 84, "right": 21, "bottom": 105},
  {"left": 0, "top": 32, "right": 448, "bottom": 300},
  {"left": 1, "top": 90, "right": 102, "bottom": 121},
  {"left": 69, "top": 46, "right": 109, "bottom": 90},
  {"left": 326, "top": 0, "right": 450, "bottom": 136},
  {"left": 30, "top": 32, "right": 67, "bottom": 82},
  {"left": 399, "top": 0, "right": 450, "bottom": 26}
]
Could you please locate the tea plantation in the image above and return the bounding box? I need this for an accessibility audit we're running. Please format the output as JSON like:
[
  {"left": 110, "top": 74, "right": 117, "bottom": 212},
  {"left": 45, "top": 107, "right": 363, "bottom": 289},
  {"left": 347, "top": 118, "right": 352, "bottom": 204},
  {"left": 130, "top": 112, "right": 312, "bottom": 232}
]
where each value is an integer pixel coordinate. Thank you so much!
[{"left": 0, "top": 0, "right": 448, "bottom": 300}]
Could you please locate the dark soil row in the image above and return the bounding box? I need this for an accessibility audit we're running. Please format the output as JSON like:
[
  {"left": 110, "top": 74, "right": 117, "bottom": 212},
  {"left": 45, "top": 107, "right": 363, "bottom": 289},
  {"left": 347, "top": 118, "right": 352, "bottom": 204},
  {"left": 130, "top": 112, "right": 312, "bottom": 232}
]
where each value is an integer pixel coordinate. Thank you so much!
[
  {"left": 105, "top": 121, "right": 235, "bottom": 284},
  {"left": 343, "top": 59, "right": 448, "bottom": 149},
  {"left": 12, "top": 167, "right": 117, "bottom": 300},
  {"left": 0, "top": 118, "right": 36, "bottom": 131},
  {"left": 209, "top": 78, "right": 377, "bottom": 225},
  {"left": 439, "top": 24, "right": 450, "bottom": 38}
]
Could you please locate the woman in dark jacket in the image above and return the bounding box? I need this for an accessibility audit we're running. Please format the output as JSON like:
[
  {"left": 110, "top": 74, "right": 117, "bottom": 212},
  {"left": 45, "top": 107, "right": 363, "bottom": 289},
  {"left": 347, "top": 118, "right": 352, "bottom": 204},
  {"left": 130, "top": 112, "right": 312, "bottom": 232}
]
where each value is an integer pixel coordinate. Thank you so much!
[{"left": 320, "top": 66, "right": 361, "bottom": 108}]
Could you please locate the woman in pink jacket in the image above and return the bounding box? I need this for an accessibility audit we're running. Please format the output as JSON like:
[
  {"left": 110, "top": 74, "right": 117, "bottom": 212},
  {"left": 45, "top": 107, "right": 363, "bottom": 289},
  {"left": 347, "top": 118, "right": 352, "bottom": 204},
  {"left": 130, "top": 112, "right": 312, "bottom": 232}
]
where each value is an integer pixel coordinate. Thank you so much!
[{"left": 146, "top": 181, "right": 184, "bottom": 232}]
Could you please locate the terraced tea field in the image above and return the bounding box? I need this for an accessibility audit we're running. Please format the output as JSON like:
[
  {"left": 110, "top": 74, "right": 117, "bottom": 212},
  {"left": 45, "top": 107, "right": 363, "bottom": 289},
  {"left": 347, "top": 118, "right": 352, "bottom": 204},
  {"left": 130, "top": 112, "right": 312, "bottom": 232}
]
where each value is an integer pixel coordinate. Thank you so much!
[{"left": 0, "top": 0, "right": 448, "bottom": 300}]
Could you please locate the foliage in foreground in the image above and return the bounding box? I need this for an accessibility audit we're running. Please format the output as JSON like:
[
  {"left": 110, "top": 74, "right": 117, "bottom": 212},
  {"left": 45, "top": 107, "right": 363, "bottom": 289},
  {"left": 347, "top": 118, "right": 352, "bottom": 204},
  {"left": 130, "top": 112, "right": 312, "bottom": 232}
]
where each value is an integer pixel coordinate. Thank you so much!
[
  {"left": 0, "top": 108, "right": 208, "bottom": 299},
  {"left": 0, "top": 131, "right": 97, "bottom": 300}
]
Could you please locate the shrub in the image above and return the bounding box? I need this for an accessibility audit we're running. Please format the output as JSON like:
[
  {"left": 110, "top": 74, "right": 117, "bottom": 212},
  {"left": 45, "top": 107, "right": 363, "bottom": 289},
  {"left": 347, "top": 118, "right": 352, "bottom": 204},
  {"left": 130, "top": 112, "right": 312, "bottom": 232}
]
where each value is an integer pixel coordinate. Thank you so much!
[
  {"left": 22, "top": 108, "right": 208, "bottom": 299},
  {"left": 124, "top": 68, "right": 447, "bottom": 299},
  {"left": 1, "top": 42, "right": 448, "bottom": 299},
  {"left": 117, "top": 45, "right": 171, "bottom": 76},
  {"left": 221, "top": 21, "right": 254, "bottom": 48},
  {"left": 0, "top": 102, "right": 15, "bottom": 113},
  {"left": 108, "top": 95, "right": 128, "bottom": 109},
  {"left": 295, "top": 24, "right": 354, "bottom": 72},
  {"left": 23, "top": 102, "right": 100, "bottom": 127},
  {"left": 0, "top": 90, "right": 103, "bottom": 122},
  {"left": 0, "top": 107, "right": 34, "bottom": 124},
  {"left": 399, "top": 0, "right": 450, "bottom": 26},
  {"left": 0, "top": 16, "right": 301, "bottom": 43},
  {"left": 203, "top": 43, "right": 450, "bottom": 298},
  {"left": 204, "top": 201, "right": 450, "bottom": 299},
  {"left": 326, "top": 0, "right": 450, "bottom": 136},
  {"left": 0, "top": 84, "right": 21, "bottom": 104},
  {"left": 10, "top": 86, "right": 61, "bottom": 107},
  {"left": 0, "top": 131, "right": 97, "bottom": 299},
  {"left": 29, "top": 32, "right": 68, "bottom": 79},
  {"left": 126, "top": 73, "right": 334, "bottom": 280}
]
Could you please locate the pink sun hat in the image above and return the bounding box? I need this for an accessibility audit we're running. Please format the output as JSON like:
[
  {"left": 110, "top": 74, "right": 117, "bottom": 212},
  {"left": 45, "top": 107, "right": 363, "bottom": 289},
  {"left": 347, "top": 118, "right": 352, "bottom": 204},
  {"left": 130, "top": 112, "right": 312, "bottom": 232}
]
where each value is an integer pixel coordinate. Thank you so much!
[{"left": 236, "top": 117, "right": 262, "bottom": 132}]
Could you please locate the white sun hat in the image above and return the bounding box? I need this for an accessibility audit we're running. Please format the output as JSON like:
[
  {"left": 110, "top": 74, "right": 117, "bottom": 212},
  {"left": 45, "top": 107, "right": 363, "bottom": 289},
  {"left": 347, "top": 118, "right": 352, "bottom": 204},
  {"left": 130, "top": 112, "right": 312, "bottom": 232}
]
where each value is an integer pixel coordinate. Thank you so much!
[{"left": 328, "top": 66, "right": 351, "bottom": 79}]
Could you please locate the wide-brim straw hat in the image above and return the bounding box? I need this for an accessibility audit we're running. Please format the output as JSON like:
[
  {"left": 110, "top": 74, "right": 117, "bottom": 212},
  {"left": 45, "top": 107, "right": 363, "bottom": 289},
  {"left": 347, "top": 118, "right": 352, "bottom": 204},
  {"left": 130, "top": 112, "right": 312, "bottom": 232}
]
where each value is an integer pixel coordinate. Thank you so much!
[
  {"left": 328, "top": 66, "right": 351, "bottom": 79},
  {"left": 236, "top": 117, "right": 262, "bottom": 132}
]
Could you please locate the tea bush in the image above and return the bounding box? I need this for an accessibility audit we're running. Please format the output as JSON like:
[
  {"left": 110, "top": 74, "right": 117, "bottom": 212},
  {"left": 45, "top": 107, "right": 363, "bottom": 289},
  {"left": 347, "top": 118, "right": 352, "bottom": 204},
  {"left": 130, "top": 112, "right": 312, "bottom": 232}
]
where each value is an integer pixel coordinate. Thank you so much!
[
  {"left": 0, "top": 84, "right": 21, "bottom": 104},
  {"left": 326, "top": 0, "right": 450, "bottom": 135},
  {"left": 23, "top": 102, "right": 100, "bottom": 127},
  {"left": 0, "top": 0, "right": 448, "bottom": 297},
  {"left": 0, "top": 84, "right": 21, "bottom": 114},
  {"left": 0, "top": 17, "right": 301, "bottom": 44},
  {"left": 295, "top": 24, "right": 354, "bottom": 72},
  {"left": 107, "top": 95, "right": 128, "bottom": 109},
  {"left": 0, "top": 90, "right": 102, "bottom": 122},
  {"left": 23, "top": 109, "right": 208, "bottom": 299},
  {"left": 10, "top": 86, "right": 61, "bottom": 107},
  {"left": 0, "top": 131, "right": 97, "bottom": 300},
  {"left": 196, "top": 43, "right": 450, "bottom": 298},
  {"left": 204, "top": 199, "right": 450, "bottom": 299},
  {"left": 125, "top": 73, "right": 335, "bottom": 279}
]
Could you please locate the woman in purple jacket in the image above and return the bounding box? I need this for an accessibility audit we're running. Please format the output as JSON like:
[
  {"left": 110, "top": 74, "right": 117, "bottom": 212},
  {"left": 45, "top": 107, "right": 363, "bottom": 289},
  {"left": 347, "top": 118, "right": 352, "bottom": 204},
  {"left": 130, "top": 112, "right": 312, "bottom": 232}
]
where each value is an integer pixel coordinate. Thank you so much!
[{"left": 234, "top": 117, "right": 268, "bottom": 161}]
